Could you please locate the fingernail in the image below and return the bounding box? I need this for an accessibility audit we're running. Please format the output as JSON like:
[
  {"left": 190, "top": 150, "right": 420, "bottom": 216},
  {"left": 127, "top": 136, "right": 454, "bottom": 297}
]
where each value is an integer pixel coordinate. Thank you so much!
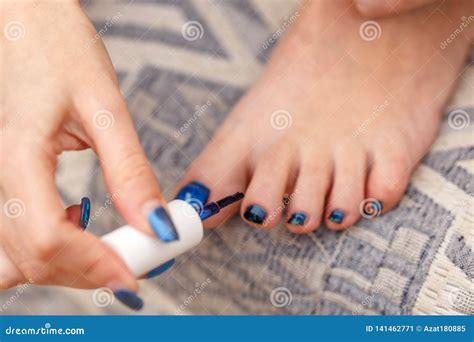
[
  {"left": 146, "top": 259, "right": 175, "bottom": 278},
  {"left": 146, "top": 204, "right": 179, "bottom": 242},
  {"left": 80, "top": 197, "right": 91, "bottom": 229},
  {"left": 113, "top": 289, "right": 144, "bottom": 311},
  {"left": 288, "top": 212, "right": 307, "bottom": 226},
  {"left": 243, "top": 205, "right": 267, "bottom": 225},
  {"left": 176, "top": 181, "right": 210, "bottom": 207},
  {"left": 329, "top": 209, "right": 345, "bottom": 224}
]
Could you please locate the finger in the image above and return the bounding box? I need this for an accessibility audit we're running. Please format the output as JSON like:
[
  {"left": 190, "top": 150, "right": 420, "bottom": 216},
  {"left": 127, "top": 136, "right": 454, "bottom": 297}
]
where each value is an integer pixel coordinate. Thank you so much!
[
  {"left": 355, "top": 0, "right": 439, "bottom": 18},
  {"left": 0, "top": 242, "right": 25, "bottom": 289},
  {"left": 2, "top": 144, "right": 138, "bottom": 293},
  {"left": 65, "top": 197, "right": 91, "bottom": 229},
  {"left": 76, "top": 90, "right": 178, "bottom": 242}
]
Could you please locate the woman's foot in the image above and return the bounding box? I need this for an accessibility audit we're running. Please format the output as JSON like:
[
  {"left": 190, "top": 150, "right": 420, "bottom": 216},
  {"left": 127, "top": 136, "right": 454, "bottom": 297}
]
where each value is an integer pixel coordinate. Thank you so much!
[{"left": 176, "top": 0, "right": 473, "bottom": 233}]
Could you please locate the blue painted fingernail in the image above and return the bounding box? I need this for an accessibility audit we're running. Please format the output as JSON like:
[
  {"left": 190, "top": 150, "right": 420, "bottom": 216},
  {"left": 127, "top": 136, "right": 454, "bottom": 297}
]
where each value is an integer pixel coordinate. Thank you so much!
[
  {"left": 146, "top": 259, "right": 175, "bottom": 278},
  {"left": 176, "top": 181, "right": 210, "bottom": 208},
  {"left": 114, "top": 289, "right": 144, "bottom": 310},
  {"left": 148, "top": 207, "right": 179, "bottom": 242},
  {"left": 243, "top": 205, "right": 267, "bottom": 225},
  {"left": 329, "top": 209, "right": 345, "bottom": 224},
  {"left": 80, "top": 197, "right": 91, "bottom": 229},
  {"left": 288, "top": 212, "right": 307, "bottom": 226}
]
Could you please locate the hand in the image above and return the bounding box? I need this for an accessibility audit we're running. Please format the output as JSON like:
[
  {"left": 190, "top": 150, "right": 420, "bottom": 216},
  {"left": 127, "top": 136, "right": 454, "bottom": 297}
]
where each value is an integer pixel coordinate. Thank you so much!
[{"left": 1, "top": 0, "right": 172, "bottom": 305}]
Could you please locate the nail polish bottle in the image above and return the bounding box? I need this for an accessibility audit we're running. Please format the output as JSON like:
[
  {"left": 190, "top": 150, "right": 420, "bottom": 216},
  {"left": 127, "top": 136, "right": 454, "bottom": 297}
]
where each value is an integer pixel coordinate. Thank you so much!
[{"left": 101, "top": 200, "right": 203, "bottom": 277}]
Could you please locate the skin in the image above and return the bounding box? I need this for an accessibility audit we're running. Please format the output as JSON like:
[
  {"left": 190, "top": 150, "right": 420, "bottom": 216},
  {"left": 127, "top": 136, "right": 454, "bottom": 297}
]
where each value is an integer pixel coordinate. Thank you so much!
[{"left": 0, "top": 0, "right": 472, "bottom": 291}]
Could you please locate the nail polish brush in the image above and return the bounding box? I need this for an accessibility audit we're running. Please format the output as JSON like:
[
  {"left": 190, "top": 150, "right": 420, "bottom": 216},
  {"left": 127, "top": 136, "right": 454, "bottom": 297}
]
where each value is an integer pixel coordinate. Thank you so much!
[{"left": 101, "top": 192, "right": 244, "bottom": 277}]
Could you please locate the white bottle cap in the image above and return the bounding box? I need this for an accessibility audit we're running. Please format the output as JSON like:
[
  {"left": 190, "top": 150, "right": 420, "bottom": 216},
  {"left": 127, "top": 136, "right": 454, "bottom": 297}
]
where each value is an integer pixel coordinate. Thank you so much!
[{"left": 101, "top": 200, "right": 203, "bottom": 277}]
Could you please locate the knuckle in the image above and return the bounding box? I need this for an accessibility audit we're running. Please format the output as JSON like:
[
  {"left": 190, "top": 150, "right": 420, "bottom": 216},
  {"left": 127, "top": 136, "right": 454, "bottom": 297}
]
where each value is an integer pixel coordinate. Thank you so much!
[
  {"left": 32, "top": 234, "right": 62, "bottom": 261},
  {"left": 114, "top": 149, "right": 153, "bottom": 189}
]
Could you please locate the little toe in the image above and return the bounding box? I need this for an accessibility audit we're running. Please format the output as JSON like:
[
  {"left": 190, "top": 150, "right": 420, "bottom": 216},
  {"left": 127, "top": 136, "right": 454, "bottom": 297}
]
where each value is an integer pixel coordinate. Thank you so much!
[{"left": 365, "top": 149, "right": 411, "bottom": 216}]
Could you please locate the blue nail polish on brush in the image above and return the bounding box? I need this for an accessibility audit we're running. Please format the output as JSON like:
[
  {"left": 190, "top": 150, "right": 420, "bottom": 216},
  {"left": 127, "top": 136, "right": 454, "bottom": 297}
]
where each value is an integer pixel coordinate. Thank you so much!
[
  {"left": 243, "top": 205, "right": 267, "bottom": 225},
  {"left": 80, "top": 197, "right": 90, "bottom": 229},
  {"left": 329, "top": 209, "right": 345, "bottom": 224},
  {"left": 146, "top": 259, "right": 175, "bottom": 278},
  {"left": 288, "top": 212, "right": 307, "bottom": 226},
  {"left": 176, "top": 181, "right": 210, "bottom": 209},
  {"left": 148, "top": 207, "right": 179, "bottom": 242},
  {"left": 114, "top": 289, "right": 144, "bottom": 310}
]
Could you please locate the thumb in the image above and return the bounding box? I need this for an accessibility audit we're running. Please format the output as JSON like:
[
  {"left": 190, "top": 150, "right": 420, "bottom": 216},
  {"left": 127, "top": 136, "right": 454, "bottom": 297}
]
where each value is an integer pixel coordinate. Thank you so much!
[
  {"left": 355, "top": 0, "right": 439, "bottom": 18},
  {"left": 78, "top": 94, "right": 178, "bottom": 242}
]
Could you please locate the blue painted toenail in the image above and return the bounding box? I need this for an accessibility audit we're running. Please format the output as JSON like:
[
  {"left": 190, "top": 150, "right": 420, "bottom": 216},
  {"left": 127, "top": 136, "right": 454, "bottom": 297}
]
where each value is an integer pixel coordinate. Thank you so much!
[
  {"left": 329, "top": 209, "right": 345, "bottom": 224},
  {"left": 175, "top": 181, "right": 210, "bottom": 212},
  {"left": 288, "top": 212, "right": 307, "bottom": 226},
  {"left": 243, "top": 205, "right": 267, "bottom": 225}
]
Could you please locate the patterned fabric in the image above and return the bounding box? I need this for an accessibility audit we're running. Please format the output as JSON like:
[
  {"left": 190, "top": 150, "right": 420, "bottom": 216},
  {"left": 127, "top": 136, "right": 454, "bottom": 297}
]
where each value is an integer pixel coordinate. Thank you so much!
[{"left": 1, "top": 0, "right": 472, "bottom": 315}]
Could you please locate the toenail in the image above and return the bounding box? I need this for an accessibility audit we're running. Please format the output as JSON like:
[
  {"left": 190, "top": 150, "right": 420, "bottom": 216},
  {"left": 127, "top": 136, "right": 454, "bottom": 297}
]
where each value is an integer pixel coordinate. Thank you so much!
[
  {"left": 243, "top": 205, "right": 267, "bottom": 225},
  {"left": 175, "top": 181, "right": 210, "bottom": 208},
  {"left": 329, "top": 209, "right": 345, "bottom": 224},
  {"left": 287, "top": 212, "right": 307, "bottom": 226}
]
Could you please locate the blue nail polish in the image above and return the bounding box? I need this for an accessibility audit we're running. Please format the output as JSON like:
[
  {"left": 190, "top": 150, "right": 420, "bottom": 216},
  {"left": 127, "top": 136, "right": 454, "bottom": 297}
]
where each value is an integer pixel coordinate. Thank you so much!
[
  {"left": 146, "top": 259, "right": 175, "bottom": 278},
  {"left": 243, "top": 205, "right": 267, "bottom": 225},
  {"left": 80, "top": 197, "right": 90, "bottom": 229},
  {"left": 288, "top": 212, "right": 307, "bottom": 226},
  {"left": 199, "top": 202, "right": 219, "bottom": 221},
  {"left": 148, "top": 207, "right": 179, "bottom": 242},
  {"left": 176, "top": 181, "right": 210, "bottom": 209},
  {"left": 329, "top": 209, "right": 345, "bottom": 224},
  {"left": 114, "top": 289, "right": 144, "bottom": 310}
]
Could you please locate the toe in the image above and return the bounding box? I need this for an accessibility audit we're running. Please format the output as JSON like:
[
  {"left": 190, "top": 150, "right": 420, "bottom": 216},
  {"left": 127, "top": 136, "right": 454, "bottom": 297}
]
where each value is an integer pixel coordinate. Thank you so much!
[
  {"left": 241, "top": 147, "right": 293, "bottom": 229},
  {"left": 365, "top": 148, "right": 411, "bottom": 216},
  {"left": 285, "top": 154, "right": 332, "bottom": 234},
  {"left": 175, "top": 128, "right": 248, "bottom": 228},
  {"left": 325, "top": 147, "right": 367, "bottom": 230}
]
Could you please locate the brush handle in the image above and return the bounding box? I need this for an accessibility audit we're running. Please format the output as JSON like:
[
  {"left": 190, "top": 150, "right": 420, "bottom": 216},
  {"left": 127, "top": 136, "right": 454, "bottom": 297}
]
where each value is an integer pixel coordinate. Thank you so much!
[{"left": 101, "top": 200, "right": 203, "bottom": 277}]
